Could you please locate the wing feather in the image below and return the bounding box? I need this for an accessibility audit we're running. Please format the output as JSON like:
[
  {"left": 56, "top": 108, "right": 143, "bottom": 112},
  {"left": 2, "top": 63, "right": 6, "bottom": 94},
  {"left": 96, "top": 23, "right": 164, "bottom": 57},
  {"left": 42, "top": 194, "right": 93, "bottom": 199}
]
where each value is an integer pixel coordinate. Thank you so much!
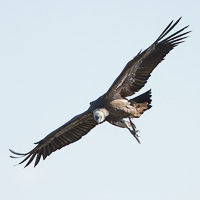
[
  {"left": 10, "top": 111, "right": 97, "bottom": 167},
  {"left": 106, "top": 18, "right": 190, "bottom": 98}
]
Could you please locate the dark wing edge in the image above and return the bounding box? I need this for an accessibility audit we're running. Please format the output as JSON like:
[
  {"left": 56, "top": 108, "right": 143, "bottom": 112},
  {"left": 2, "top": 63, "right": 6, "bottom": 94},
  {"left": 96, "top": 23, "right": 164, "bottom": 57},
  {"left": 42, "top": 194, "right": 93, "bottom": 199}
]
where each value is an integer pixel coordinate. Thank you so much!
[
  {"left": 9, "top": 111, "right": 97, "bottom": 168},
  {"left": 106, "top": 17, "right": 191, "bottom": 99}
]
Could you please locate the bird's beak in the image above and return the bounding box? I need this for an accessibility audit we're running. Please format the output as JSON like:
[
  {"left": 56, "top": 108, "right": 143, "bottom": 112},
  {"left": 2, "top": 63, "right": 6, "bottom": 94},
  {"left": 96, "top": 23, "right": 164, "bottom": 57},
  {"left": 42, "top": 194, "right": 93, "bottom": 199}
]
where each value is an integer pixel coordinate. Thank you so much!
[
  {"left": 96, "top": 118, "right": 101, "bottom": 124},
  {"left": 94, "top": 116, "right": 101, "bottom": 124}
]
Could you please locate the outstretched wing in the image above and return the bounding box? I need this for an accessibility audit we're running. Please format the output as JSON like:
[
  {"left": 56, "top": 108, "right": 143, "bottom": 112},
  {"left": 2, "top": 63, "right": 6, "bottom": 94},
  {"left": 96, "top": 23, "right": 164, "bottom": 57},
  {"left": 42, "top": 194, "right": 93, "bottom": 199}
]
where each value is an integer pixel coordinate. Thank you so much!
[
  {"left": 106, "top": 18, "right": 190, "bottom": 99},
  {"left": 10, "top": 110, "right": 97, "bottom": 167}
]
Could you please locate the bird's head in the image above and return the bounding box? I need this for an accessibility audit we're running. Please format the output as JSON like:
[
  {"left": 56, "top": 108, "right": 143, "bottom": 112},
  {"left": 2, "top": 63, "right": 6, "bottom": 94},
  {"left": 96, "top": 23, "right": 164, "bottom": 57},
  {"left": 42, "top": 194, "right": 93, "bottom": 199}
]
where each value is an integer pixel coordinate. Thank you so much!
[{"left": 93, "top": 108, "right": 109, "bottom": 124}]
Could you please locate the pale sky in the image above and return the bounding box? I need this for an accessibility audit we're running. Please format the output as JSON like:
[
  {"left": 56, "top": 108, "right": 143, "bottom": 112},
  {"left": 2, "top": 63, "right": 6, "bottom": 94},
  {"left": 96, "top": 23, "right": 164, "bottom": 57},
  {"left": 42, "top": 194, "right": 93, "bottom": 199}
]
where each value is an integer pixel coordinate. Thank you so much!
[{"left": 1, "top": 0, "right": 200, "bottom": 200}]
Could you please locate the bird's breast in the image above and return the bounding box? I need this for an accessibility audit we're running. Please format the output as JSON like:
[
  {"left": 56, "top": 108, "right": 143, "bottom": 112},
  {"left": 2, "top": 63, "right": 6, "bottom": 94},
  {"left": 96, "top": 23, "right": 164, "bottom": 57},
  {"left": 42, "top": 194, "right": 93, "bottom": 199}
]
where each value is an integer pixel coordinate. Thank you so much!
[{"left": 106, "top": 99, "right": 131, "bottom": 120}]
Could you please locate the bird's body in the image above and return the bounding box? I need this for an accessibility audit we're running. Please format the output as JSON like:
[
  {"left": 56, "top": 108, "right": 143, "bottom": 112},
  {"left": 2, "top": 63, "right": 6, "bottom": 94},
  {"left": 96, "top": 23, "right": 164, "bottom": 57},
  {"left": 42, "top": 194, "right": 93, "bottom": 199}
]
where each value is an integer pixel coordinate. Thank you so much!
[
  {"left": 91, "top": 94, "right": 149, "bottom": 122},
  {"left": 10, "top": 18, "right": 190, "bottom": 167}
]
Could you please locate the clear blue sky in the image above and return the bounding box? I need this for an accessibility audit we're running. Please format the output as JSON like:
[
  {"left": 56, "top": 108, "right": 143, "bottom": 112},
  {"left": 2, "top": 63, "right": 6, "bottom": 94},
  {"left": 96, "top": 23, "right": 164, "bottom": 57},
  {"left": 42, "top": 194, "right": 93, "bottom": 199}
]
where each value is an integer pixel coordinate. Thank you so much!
[{"left": 1, "top": 0, "right": 200, "bottom": 200}]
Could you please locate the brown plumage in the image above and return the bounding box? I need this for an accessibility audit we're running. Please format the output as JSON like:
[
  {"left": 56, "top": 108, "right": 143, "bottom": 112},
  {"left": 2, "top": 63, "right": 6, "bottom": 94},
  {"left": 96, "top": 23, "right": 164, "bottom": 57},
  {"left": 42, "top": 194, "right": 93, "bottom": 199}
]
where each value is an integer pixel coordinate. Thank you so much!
[{"left": 10, "top": 18, "right": 190, "bottom": 167}]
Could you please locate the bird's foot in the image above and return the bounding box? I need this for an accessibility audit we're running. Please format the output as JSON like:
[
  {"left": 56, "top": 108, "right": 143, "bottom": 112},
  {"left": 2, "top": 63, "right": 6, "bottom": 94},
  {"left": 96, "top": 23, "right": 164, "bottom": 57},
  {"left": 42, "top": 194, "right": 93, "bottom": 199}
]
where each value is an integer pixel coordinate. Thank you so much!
[{"left": 128, "top": 118, "right": 141, "bottom": 144}]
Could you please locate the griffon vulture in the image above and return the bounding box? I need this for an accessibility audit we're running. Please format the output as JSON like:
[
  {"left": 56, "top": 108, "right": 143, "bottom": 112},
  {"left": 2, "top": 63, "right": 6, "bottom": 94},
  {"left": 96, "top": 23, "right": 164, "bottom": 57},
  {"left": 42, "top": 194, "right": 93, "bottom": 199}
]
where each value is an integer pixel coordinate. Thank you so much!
[{"left": 10, "top": 18, "right": 190, "bottom": 167}]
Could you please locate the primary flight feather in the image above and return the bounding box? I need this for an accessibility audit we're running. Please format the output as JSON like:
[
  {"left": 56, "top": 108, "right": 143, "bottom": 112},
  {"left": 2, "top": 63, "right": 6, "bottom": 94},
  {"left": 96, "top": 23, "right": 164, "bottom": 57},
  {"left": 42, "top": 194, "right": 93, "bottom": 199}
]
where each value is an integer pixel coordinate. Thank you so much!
[{"left": 10, "top": 18, "right": 190, "bottom": 167}]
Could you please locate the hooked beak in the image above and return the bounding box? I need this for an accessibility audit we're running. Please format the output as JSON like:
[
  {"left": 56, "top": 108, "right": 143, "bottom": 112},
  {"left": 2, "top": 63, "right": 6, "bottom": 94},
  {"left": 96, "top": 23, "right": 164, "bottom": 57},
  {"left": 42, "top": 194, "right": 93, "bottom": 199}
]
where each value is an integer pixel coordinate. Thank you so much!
[{"left": 94, "top": 115, "right": 102, "bottom": 124}]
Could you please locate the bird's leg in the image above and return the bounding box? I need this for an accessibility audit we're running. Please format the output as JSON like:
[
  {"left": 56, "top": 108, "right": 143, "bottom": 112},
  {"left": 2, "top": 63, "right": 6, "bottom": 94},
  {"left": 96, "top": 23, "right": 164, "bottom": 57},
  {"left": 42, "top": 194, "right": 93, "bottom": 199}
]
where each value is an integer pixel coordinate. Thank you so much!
[
  {"left": 128, "top": 118, "right": 141, "bottom": 144},
  {"left": 109, "top": 119, "right": 141, "bottom": 143}
]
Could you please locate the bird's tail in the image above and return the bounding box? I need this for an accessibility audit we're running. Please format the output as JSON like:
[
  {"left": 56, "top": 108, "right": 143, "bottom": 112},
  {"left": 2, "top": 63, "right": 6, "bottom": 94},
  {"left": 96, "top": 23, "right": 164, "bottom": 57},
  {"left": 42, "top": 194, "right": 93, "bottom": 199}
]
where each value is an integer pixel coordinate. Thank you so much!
[{"left": 129, "top": 89, "right": 152, "bottom": 114}]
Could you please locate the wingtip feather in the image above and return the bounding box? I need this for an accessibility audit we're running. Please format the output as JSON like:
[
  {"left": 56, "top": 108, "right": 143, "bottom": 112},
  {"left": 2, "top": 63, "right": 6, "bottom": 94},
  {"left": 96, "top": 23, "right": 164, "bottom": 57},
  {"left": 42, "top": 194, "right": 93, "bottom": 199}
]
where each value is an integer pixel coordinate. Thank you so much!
[{"left": 9, "top": 149, "right": 28, "bottom": 156}]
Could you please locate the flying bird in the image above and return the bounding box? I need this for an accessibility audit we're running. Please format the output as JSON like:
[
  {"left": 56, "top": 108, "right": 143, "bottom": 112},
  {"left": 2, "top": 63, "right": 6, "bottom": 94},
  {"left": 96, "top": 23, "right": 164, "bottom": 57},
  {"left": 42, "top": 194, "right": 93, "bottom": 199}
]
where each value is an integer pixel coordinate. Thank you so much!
[{"left": 10, "top": 18, "right": 190, "bottom": 167}]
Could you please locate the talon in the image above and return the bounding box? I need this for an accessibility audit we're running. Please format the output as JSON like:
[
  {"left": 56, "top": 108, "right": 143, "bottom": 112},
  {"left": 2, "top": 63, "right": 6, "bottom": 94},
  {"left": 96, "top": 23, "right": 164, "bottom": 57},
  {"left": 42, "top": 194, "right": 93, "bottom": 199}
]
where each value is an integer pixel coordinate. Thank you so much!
[{"left": 128, "top": 118, "right": 141, "bottom": 144}]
